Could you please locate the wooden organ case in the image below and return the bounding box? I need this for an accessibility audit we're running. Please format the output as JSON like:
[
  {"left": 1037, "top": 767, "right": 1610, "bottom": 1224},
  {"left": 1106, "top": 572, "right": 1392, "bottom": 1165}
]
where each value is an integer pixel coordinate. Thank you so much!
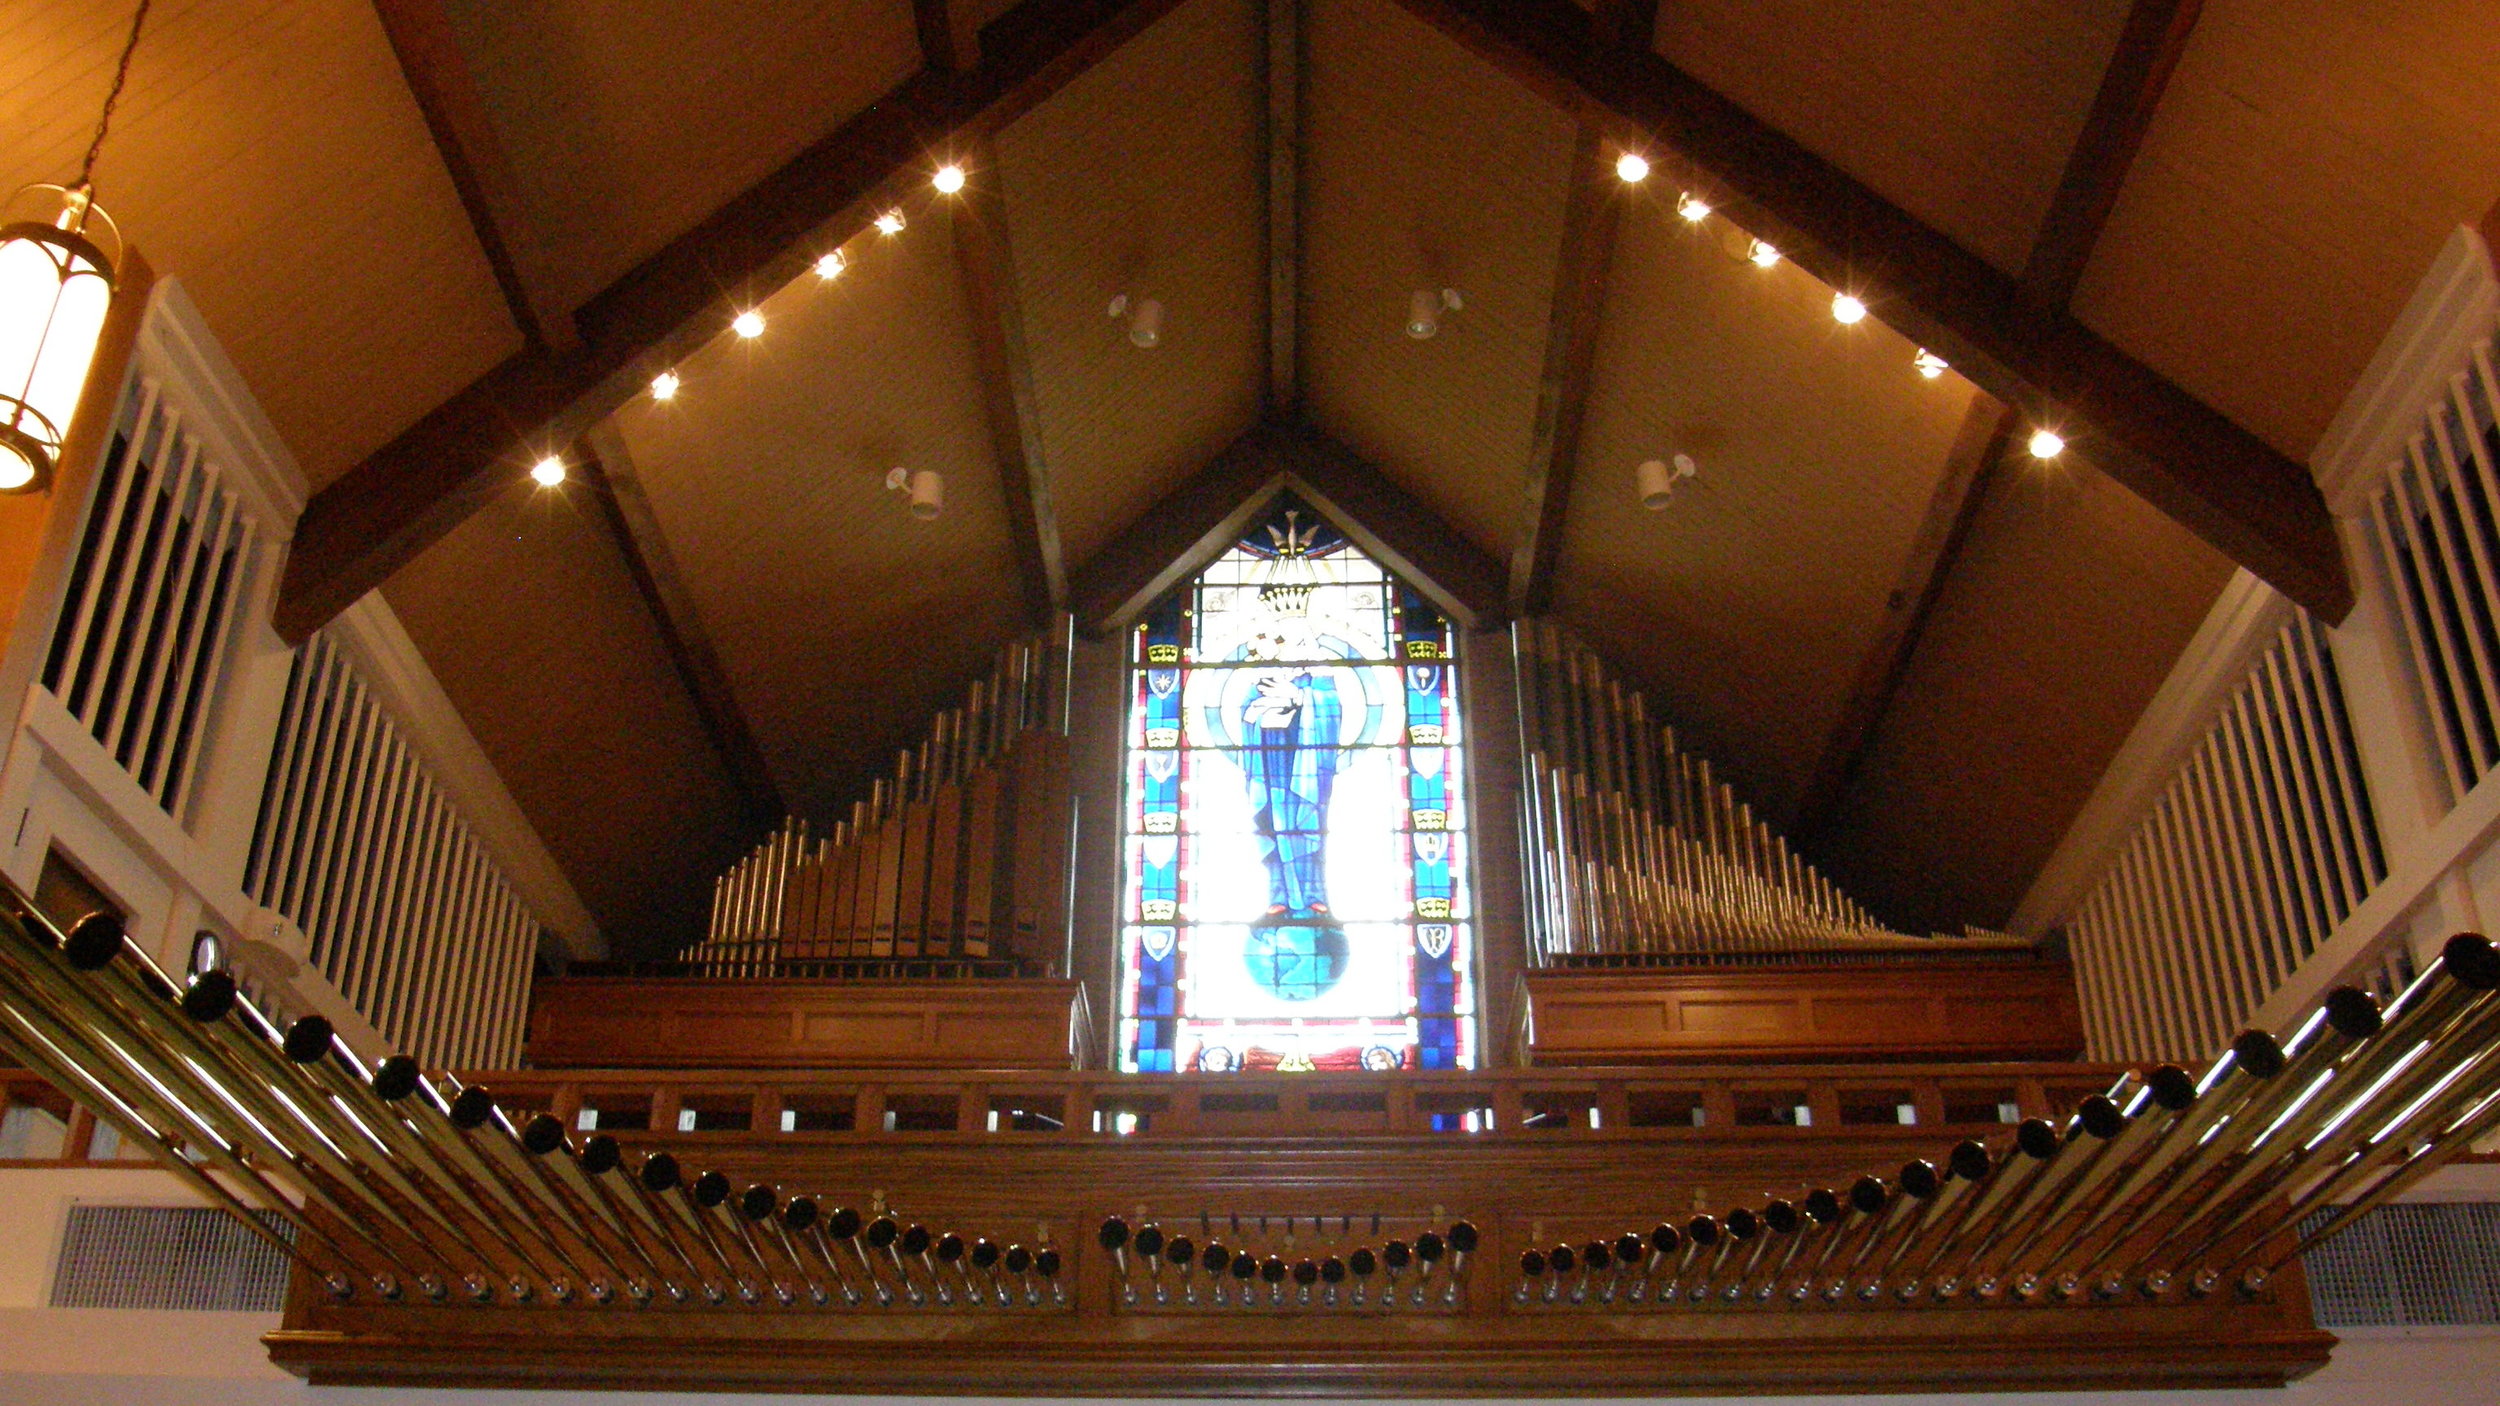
[{"left": 18, "top": 611, "right": 2499, "bottom": 1397}]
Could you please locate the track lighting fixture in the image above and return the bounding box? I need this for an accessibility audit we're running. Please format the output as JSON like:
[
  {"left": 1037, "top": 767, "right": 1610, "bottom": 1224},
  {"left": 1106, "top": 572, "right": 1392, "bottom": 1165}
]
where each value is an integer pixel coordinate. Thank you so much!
[
  {"left": 1108, "top": 295, "right": 1163, "bottom": 348},
  {"left": 1637, "top": 454, "right": 1696, "bottom": 510},
  {"left": 887, "top": 466, "right": 943, "bottom": 519},
  {"left": 1406, "top": 289, "right": 1463, "bottom": 340}
]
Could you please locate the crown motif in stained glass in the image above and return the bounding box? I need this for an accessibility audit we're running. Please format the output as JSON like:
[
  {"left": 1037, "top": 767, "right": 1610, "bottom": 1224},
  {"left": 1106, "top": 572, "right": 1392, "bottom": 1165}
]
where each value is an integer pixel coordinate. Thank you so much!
[{"left": 1256, "top": 510, "right": 1322, "bottom": 616}]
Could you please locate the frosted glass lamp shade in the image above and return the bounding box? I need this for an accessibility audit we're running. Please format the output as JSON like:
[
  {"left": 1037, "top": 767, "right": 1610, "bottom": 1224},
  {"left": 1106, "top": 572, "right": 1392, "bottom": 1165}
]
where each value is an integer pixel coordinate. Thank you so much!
[{"left": 0, "top": 187, "right": 119, "bottom": 494}]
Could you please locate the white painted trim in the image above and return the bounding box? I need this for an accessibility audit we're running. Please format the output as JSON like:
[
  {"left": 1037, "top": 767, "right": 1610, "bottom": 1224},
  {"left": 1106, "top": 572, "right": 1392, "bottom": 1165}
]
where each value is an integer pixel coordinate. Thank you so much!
[
  {"left": 322, "top": 595, "right": 603, "bottom": 958},
  {"left": 2011, "top": 570, "right": 2292, "bottom": 934},
  {"left": 130, "top": 279, "right": 306, "bottom": 532},
  {"left": 2312, "top": 225, "right": 2499, "bottom": 515}
]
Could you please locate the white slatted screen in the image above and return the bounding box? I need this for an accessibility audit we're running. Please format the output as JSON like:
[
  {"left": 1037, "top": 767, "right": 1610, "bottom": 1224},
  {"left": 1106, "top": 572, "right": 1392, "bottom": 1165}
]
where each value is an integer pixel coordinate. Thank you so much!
[
  {"left": 243, "top": 631, "right": 538, "bottom": 1069},
  {"left": 2068, "top": 615, "right": 2386, "bottom": 1062},
  {"left": 40, "top": 376, "right": 261, "bottom": 822}
]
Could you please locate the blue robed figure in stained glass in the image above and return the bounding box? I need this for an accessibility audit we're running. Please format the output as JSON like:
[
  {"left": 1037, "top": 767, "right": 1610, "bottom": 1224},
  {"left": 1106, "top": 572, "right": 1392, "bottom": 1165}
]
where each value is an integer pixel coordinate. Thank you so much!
[{"left": 1241, "top": 637, "right": 1342, "bottom": 919}]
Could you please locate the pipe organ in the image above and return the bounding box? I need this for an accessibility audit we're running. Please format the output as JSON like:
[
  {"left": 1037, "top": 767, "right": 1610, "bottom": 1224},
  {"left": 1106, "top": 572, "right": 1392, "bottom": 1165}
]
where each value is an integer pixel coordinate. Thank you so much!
[
  {"left": 679, "top": 626, "right": 1074, "bottom": 978},
  {"left": 8, "top": 875, "right": 2500, "bottom": 1391},
  {"left": 1514, "top": 621, "right": 2029, "bottom": 963}
]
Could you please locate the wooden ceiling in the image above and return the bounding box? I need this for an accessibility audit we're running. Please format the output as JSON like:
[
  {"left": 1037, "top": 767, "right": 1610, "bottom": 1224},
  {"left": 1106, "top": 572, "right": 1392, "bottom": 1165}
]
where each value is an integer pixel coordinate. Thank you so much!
[{"left": 7, "top": 0, "right": 2496, "bottom": 954}]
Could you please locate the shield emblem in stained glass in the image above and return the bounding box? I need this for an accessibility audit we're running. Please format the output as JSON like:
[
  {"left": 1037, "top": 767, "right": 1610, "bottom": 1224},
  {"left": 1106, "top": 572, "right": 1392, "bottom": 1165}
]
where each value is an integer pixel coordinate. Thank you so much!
[{"left": 1116, "top": 495, "right": 1476, "bottom": 1073}]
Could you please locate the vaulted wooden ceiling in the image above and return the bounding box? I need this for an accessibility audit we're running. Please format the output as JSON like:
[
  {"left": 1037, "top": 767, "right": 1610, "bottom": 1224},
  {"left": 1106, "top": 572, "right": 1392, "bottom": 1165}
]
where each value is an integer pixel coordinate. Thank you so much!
[{"left": 6, "top": 0, "right": 2497, "bottom": 954}]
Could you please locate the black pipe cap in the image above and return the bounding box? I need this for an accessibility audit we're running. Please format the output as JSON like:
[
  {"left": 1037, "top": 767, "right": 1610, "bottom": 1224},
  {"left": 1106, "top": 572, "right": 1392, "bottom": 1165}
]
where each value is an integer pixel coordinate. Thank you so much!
[
  {"left": 639, "top": 1152, "right": 680, "bottom": 1193},
  {"left": 2077, "top": 1094, "right": 2126, "bottom": 1139},
  {"left": 520, "top": 1114, "right": 566, "bottom": 1156},
  {"left": 1615, "top": 1233, "right": 1646, "bottom": 1264},
  {"left": 694, "top": 1171, "right": 733, "bottom": 1209},
  {"left": 1292, "top": 1259, "right": 1318, "bottom": 1286},
  {"left": 1686, "top": 1214, "right": 1721, "bottom": 1245},
  {"left": 580, "top": 1135, "right": 621, "bottom": 1176},
  {"left": 371, "top": 1055, "right": 421, "bottom": 1103},
  {"left": 1415, "top": 1231, "right": 1445, "bottom": 1262},
  {"left": 1098, "top": 1216, "right": 1130, "bottom": 1250},
  {"left": 827, "top": 1206, "right": 861, "bottom": 1240},
  {"left": 449, "top": 1086, "right": 495, "bottom": 1129},
  {"left": 1548, "top": 1244, "right": 1576, "bottom": 1274},
  {"left": 1200, "top": 1242, "right": 1228, "bottom": 1272},
  {"left": 1849, "top": 1177, "right": 1889, "bottom": 1215},
  {"left": 1131, "top": 1223, "right": 1163, "bottom": 1257},
  {"left": 1261, "top": 1256, "right": 1287, "bottom": 1283},
  {"left": 181, "top": 971, "right": 238, "bottom": 1023},
  {"left": 938, "top": 1234, "right": 965, "bottom": 1262},
  {"left": 1519, "top": 1248, "right": 1547, "bottom": 1277},
  {"left": 1347, "top": 1246, "right": 1376, "bottom": 1276},
  {"left": 2147, "top": 1064, "right": 2198, "bottom": 1110},
  {"left": 1725, "top": 1208, "right": 1761, "bottom": 1240},
  {"left": 1033, "top": 1248, "right": 1060, "bottom": 1278},
  {"left": 2232, "top": 1029, "right": 2288, "bottom": 1079},
  {"left": 973, "top": 1239, "right": 1000, "bottom": 1269},
  {"left": 2325, "top": 986, "right": 2384, "bottom": 1039},
  {"left": 2444, "top": 932, "right": 2500, "bottom": 990},
  {"left": 1802, "top": 1189, "right": 1842, "bottom": 1224},
  {"left": 1581, "top": 1240, "right": 1610, "bottom": 1269},
  {"left": 1448, "top": 1221, "right": 1479, "bottom": 1254},
  {"left": 1228, "top": 1253, "right": 1255, "bottom": 1280},
  {"left": 282, "top": 1015, "right": 334, "bottom": 1064},
  {"left": 63, "top": 913, "right": 125, "bottom": 970},
  {"left": 863, "top": 1215, "right": 897, "bottom": 1247},
  {"left": 1651, "top": 1222, "right": 1683, "bottom": 1253},
  {"left": 1950, "top": 1140, "right": 1992, "bottom": 1183},
  {"left": 1900, "top": 1160, "right": 1942, "bottom": 1199},
  {"left": 901, "top": 1224, "right": 932, "bottom": 1256},
  {"left": 1320, "top": 1256, "right": 1345, "bottom": 1283},
  {"left": 1164, "top": 1234, "right": 1192, "bottom": 1265},
  {"left": 2017, "top": 1117, "right": 2061, "bottom": 1160},
  {"left": 1005, "top": 1244, "right": 1033, "bottom": 1274},
  {"left": 740, "top": 1186, "right": 777, "bottom": 1222},
  {"left": 1762, "top": 1200, "right": 1800, "bottom": 1235},
  {"left": 1383, "top": 1239, "right": 1411, "bottom": 1268},
  {"left": 784, "top": 1196, "right": 819, "bottom": 1232}
]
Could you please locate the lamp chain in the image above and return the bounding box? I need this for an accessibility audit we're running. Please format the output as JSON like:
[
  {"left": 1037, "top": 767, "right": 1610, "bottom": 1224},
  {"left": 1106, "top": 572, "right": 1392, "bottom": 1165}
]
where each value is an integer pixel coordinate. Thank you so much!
[{"left": 76, "top": 0, "right": 154, "bottom": 190}]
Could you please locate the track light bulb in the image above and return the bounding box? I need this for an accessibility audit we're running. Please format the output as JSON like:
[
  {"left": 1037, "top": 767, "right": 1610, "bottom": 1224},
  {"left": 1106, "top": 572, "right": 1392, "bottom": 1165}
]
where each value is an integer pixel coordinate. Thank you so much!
[
  {"left": 1913, "top": 349, "right": 1948, "bottom": 380},
  {"left": 933, "top": 164, "right": 966, "bottom": 194},
  {"left": 1748, "top": 238, "right": 1780, "bottom": 268},
  {"left": 531, "top": 455, "right": 565, "bottom": 487},
  {"left": 816, "top": 250, "right": 847, "bottom": 280},
  {"left": 1676, "top": 192, "right": 1712, "bottom": 223},
  {"left": 732, "top": 310, "right": 764, "bottom": 339},
  {"left": 650, "top": 370, "right": 680, "bottom": 401},
  {"left": 874, "top": 209, "right": 906, "bottom": 236},
  {"left": 1832, "top": 293, "right": 1867, "bottom": 325},
  {"left": 2028, "top": 428, "right": 2066, "bottom": 460},
  {"left": 1614, "top": 152, "right": 1650, "bottom": 183}
]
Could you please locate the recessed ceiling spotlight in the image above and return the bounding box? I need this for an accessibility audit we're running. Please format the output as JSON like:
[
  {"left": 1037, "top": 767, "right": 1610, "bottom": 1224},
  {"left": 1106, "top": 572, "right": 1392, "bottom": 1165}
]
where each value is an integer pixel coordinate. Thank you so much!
[
  {"left": 1912, "top": 349, "right": 1948, "bottom": 380},
  {"left": 1831, "top": 293, "right": 1867, "bottom": 325},
  {"left": 815, "top": 249, "right": 848, "bottom": 280},
  {"left": 2028, "top": 428, "right": 2067, "bottom": 460},
  {"left": 530, "top": 455, "right": 566, "bottom": 487},
  {"left": 1676, "top": 191, "right": 1712, "bottom": 223},
  {"left": 650, "top": 369, "right": 681, "bottom": 401},
  {"left": 732, "top": 310, "right": 765, "bottom": 339},
  {"left": 874, "top": 209, "right": 907, "bottom": 236},
  {"left": 933, "top": 164, "right": 966, "bottom": 194},
  {"left": 1407, "top": 288, "right": 1463, "bottom": 340},
  {"left": 1614, "top": 152, "right": 1650, "bottom": 183},
  {"left": 1747, "top": 238, "right": 1780, "bottom": 269}
]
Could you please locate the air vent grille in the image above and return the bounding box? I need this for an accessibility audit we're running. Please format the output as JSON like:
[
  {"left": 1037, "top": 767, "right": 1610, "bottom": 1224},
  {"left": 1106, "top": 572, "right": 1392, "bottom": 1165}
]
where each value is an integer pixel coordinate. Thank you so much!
[
  {"left": 2305, "top": 1201, "right": 2500, "bottom": 1327},
  {"left": 48, "top": 1203, "right": 292, "bottom": 1312}
]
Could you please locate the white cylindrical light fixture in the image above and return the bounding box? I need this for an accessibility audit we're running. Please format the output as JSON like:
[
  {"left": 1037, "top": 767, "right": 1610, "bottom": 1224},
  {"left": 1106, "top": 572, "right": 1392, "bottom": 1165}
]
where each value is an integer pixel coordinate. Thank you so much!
[
  {"left": 906, "top": 468, "right": 943, "bottom": 519},
  {"left": 1406, "top": 289, "right": 1439, "bottom": 340},
  {"left": 1128, "top": 298, "right": 1163, "bottom": 349},
  {"left": 1636, "top": 458, "right": 1674, "bottom": 510},
  {"left": 0, "top": 185, "right": 119, "bottom": 494}
]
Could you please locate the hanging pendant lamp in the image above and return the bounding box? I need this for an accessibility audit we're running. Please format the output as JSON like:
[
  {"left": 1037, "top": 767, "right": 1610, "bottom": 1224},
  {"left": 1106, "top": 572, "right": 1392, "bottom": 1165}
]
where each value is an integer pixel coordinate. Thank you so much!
[{"left": 0, "top": 1, "right": 151, "bottom": 495}]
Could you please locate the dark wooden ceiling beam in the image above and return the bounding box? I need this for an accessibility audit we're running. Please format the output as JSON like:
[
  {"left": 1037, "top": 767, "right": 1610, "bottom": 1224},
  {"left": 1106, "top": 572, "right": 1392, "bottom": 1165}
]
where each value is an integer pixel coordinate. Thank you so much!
[
  {"left": 370, "top": 0, "right": 578, "bottom": 354},
  {"left": 1264, "top": 0, "right": 1303, "bottom": 414},
  {"left": 1509, "top": 121, "right": 1624, "bottom": 616},
  {"left": 575, "top": 426, "right": 783, "bottom": 824},
  {"left": 2016, "top": 0, "right": 2205, "bottom": 318},
  {"left": 914, "top": 0, "right": 986, "bottom": 73},
  {"left": 1793, "top": 400, "right": 2017, "bottom": 842},
  {"left": 952, "top": 136, "right": 1068, "bottom": 622},
  {"left": 276, "top": 0, "right": 1187, "bottom": 644},
  {"left": 1387, "top": 0, "right": 2350, "bottom": 623},
  {"left": 1067, "top": 421, "right": 1508, "bottom": 631}
]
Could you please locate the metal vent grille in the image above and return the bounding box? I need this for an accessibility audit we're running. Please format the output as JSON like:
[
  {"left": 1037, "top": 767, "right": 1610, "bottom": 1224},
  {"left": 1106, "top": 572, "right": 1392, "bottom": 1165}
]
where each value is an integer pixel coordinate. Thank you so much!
[
  {"left": 48, "top": 1204, "right": 292, "bottom": 1311},
  {"left": 2304, "top": 1201, "right": 2500, "bottom": 1327}
]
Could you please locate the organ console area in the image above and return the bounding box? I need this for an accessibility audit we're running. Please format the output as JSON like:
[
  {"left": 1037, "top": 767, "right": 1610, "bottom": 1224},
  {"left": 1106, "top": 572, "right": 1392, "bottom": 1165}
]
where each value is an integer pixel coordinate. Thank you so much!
[{"left": 0, "top": 613, "right": 2484, "bottom": 1395}]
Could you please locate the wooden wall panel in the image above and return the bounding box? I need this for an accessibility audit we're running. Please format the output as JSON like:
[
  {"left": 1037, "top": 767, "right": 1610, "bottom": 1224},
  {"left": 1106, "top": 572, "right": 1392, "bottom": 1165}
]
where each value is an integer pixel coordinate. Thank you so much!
[{"left": 526, "top": 976, "right": 1087, "bottom": 1070}]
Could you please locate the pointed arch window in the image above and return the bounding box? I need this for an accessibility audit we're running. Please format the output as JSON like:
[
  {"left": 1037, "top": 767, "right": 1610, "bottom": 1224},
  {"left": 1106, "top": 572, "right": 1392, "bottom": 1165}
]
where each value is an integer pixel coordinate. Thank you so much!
[{"left": 1118, "top": 495, "right": 1475, "bottom": 1072}]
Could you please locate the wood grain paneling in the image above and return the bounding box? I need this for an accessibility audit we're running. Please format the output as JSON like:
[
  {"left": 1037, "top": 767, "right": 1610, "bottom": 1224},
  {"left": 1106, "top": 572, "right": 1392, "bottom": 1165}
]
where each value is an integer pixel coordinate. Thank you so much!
[
  {"left": 1523, "top": 962, "right": 2085, "bottom": 1065},
  {"left": 526, "top": 976, "right": 1086, "bottom": 1070}
]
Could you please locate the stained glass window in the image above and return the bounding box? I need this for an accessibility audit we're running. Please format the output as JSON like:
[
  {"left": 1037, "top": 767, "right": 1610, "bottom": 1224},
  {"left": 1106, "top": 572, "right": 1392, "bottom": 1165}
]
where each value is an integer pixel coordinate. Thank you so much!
[{"left": 1117, "top": 496, "right": 1474, "bottom": 1073}]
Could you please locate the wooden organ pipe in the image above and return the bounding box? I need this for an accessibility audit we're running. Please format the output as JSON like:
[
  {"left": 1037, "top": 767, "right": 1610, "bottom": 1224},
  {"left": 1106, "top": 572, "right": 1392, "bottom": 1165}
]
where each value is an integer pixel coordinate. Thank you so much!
[{"left": 681, "top": 621, "right": 1076, "bottom": 976}]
